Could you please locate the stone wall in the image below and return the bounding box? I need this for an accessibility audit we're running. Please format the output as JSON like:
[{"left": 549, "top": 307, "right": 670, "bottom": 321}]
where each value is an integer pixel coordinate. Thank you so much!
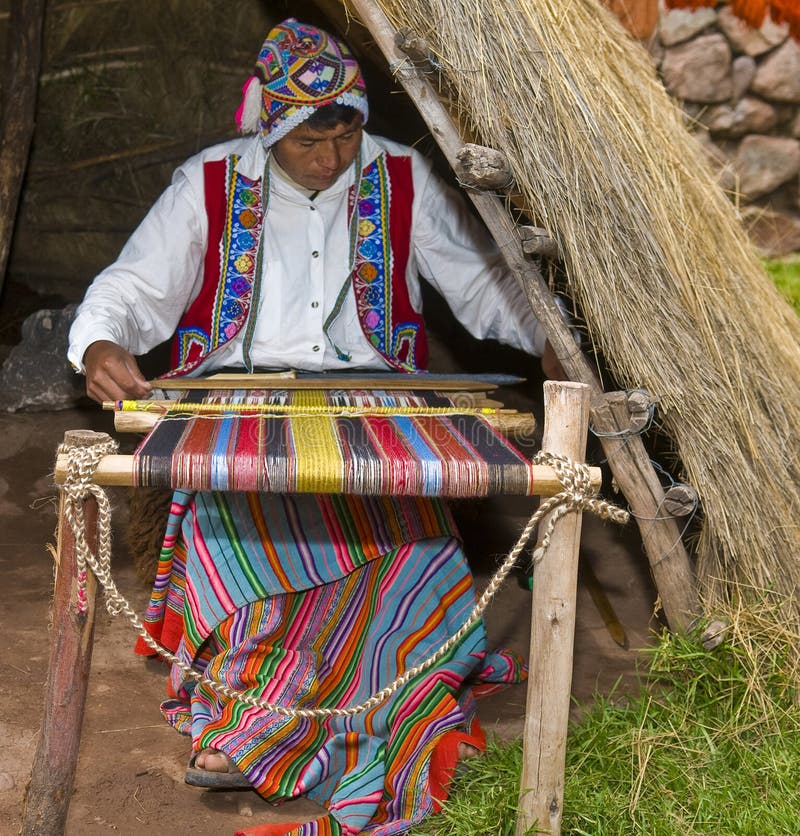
[{"left": 652, "top": 3, "right": 800, "bottom": 256}]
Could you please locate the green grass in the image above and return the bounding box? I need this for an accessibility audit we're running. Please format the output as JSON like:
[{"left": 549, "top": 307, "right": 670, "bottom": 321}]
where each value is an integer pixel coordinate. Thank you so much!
[
  {"left": 413, "top": 601, "right": 800, "bottom": 835},
  {"left": 765, "top": 258, "right": 800, "bottom": 315},
  {"left": 414, "top": 263, "right": 800, "bottom": 834}
]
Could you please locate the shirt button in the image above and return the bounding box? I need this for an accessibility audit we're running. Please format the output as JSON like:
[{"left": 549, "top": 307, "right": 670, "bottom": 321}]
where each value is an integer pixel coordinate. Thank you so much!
[
  {"left": 312, "top": 344, "right": 320, "bottom": 352},
  {"left": 310, "top": 205, "right": 316, "bottom": 211},
  {"left": 311, "top": 301, "right": 319, "bottom": 309},
  {"left": 312, "top": 250, "right": 320, "bottom": 258}
]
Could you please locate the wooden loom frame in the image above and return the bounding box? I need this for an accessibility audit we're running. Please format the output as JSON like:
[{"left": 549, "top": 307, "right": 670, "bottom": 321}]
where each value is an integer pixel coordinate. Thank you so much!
[{"left": 23, "top": 380, "right": 595, "bottom": 835}]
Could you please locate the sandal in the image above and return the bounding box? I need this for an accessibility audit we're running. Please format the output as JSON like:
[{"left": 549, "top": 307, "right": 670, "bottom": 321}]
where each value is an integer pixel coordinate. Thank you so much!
[{"left": 185, "top": 748, "right": 251, "bottom": 789}]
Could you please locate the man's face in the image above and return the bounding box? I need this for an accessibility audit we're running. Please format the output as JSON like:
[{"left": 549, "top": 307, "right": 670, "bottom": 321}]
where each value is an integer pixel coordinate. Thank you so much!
[{"left": 272, "top": 114, "right": 363, "bottom": 191}]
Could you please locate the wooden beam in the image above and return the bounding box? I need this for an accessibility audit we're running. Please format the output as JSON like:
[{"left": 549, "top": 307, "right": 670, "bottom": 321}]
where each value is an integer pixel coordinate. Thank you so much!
[
  {"left": 0, "top": 0, "right": 46, "bottom": 291},
  {"left": 516, "top": 381, "right": 590, "bottom": 836},
  {"left": 53, "top": 451, "right": 601, "bottom": 495},
  {"left": 108, "top": 405, "right": 536, "bottom": 439},
  {"left": 150, "top": 373, "right": 505, "bottom": 391},
  {"left": 343, "top": 0, "right": 700, "bottom": 631}
]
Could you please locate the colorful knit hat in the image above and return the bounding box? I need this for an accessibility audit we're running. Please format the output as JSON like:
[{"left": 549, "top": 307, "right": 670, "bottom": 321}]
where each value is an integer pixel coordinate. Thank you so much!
[{"left": 235, "top": 19, "right": 369, "bottom": 148}]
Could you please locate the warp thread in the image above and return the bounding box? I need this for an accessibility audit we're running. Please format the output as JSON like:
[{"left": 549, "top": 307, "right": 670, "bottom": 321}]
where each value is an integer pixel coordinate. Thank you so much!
[{"left": 115, "top": 399, "right": 500, "bottom": 416}]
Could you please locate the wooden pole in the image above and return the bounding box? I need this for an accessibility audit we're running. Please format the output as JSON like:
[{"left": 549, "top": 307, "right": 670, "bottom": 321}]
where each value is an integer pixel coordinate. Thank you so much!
[
  {"left": 601, "top": 392, "right": 696, "bottom": 625},
  {"left": 104, "top": 404, "right": 537, "bottom": 439},
  {"left": 342, "top": 0, "right": 699, "bottom": 631},
  {"left": 22, "top": 430, "right": 110, "bottom": 836},
  {"left": 0, "top": 0, "right": 47, "bottom": 291},
  {"left": 515, "top": 381, "right": 590, "bottom": 836},
  {"left": 52, "top": 449, "right": 601, "bottom": 496}
]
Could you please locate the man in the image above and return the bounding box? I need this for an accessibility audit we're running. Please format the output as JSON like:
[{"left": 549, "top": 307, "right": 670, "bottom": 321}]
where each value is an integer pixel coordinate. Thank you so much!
[{"left": 69, "top": 19, "right": 551, "bottom": 836}]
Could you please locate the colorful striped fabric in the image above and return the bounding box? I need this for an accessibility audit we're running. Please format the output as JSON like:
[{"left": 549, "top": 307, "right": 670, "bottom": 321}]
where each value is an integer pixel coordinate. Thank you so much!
[
  {"left": 137, "top": 490, "right": 525, "bottom": 835},
  {"left": 166, "top": 536, "right": 517, "bottom": 835},
  {"left": 131, "top": 389, "right": 536, "bottom": 496},
  {"left": 137, "top": 491, "right": 458, "bottom": 658}
]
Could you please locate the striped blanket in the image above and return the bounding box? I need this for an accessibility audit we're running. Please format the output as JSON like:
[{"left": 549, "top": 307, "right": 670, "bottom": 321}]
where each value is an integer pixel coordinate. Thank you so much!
[{"left": 137, "top": 490, "right": 524, "bottom": 835}]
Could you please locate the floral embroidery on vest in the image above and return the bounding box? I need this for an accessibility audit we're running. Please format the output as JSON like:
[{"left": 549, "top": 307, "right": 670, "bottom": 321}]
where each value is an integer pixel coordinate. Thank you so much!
[
  {"left": 169, "top": 155, "right": 263, "bottom": 376},
  {"left": 213, "top": 165, "right": 262, "bottom": 347},
  {"left": 351, "top": 157, "right": 423, "bottom": 372}
]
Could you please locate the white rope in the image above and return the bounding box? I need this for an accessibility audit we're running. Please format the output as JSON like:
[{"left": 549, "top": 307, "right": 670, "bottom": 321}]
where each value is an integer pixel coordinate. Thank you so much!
[
  {"left": 57, "top": 437, "right": 119, "bottom": 614},
  {"left": 57, "top": 442, "right": 629, "bottom": 719}
]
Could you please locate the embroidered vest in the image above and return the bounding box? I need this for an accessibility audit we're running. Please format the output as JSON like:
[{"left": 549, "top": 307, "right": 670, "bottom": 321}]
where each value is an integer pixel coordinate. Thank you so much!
[{"left": 164, "top": 152, "right": 428, "bottom": 378}]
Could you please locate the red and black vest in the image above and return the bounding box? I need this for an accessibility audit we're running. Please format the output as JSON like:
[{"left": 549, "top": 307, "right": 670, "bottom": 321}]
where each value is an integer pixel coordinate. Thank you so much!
[{"left": 164, "top": 152, "right": 428, "bottom": 378}]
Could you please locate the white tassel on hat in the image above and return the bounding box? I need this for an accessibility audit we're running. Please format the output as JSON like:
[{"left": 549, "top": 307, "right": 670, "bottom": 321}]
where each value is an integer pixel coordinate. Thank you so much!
[{"left": 235, "top": 75, "right": 262, "bottom": 134}]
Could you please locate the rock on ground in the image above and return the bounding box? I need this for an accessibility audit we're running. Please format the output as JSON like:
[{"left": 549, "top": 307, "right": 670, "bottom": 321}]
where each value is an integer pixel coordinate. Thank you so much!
[{"left": 0, "top": 305, "right": 84, "bottom": 412}]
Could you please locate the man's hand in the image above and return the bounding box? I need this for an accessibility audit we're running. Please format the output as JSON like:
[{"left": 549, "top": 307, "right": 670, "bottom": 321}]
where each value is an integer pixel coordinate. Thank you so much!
[{"left": 83, "top": 340, "right": 152, "bottom": 403}]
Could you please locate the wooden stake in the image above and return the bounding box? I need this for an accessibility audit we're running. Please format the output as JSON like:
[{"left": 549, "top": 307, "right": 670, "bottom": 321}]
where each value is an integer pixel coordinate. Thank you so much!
[
  {"left": 519, "top": 226, "right": 561, "bottom": 260},
  {"left": 580, "top": 558, "right": 628, "bottom": 649},
  {"left": 454, "top": 143, "right": 513, "bottom": 190},
  {"left": 516, "top": 381, "right": 591, "bottom": 836},
  {"left": 22, "top": 431, "right": 110, "bottom": 836}
]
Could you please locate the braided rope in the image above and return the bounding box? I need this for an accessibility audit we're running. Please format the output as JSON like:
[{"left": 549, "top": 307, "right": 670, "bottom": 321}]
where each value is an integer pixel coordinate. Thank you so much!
[
  {"left": 57, "top": 442, "right": 628, "bottom": 718},
  {"left": 57, "top": 437, "right": 119, "bottom": 614}
]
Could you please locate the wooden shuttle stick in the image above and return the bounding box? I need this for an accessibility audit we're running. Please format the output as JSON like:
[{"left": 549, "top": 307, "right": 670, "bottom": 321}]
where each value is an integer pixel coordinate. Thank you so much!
[
  {"left": 108, "top": 406, "right": 537, "bottom": 438},
  {"left": 148, "top": 373, "right": 509, "bottom": 391}
]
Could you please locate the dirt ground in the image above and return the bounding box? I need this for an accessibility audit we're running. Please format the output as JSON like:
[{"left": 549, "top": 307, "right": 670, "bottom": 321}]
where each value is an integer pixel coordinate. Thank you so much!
[{"left": 0, "top": 404, "right": 660, "bottom": 836}]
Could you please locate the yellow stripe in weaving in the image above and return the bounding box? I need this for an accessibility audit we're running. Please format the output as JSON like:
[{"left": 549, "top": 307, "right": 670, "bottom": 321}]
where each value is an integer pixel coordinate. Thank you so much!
[{"left": 291, "top": 390, "right": 345, "bottom": 493}]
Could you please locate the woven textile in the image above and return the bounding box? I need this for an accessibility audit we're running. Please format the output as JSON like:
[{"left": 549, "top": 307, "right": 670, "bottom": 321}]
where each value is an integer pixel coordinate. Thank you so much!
[
  {"left": 138, "top": 491, "right": 524, "bottom": 834},
  {"left": 132, "top": 389, "right": 536, "bottom": 495},
  {"left": 136, "top": 490, "right": 458, "bottom": 656}
]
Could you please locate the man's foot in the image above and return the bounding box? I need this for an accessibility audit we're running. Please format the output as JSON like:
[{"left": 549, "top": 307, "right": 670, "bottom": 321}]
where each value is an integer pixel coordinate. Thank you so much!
[
  {"left": 194, "top": 748, "right": 235, "bottom": 772},
  {"left": 457, "top": 742, "right": 480, "bottom": 761},
  {"left": 185, "top": 747, "right": 251, "bottom": 788}
]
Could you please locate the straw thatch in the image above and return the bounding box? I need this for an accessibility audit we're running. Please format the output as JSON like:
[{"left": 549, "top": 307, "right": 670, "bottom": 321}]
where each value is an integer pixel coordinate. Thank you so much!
[{"left": 360, "top": 0, "right": 800, "bottom": 620}]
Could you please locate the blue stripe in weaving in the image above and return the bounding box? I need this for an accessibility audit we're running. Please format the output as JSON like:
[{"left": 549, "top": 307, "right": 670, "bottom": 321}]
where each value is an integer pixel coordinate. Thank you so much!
[
  {"left": 392, "top": 416, "right": 442, "bottom": 495},
  {"left": 210, "top": 413, "right": 236, "bottom": 490}
]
